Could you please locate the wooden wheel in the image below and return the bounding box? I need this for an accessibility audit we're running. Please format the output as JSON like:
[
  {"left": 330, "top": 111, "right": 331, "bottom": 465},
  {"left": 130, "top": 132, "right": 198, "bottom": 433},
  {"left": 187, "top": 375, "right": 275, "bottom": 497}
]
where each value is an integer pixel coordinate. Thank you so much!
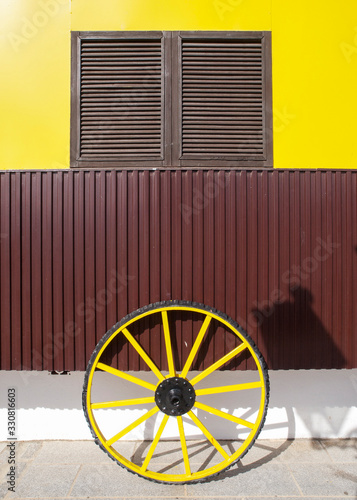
[{"left": 83, "top": 301, "right": 269, "bottom": 483}]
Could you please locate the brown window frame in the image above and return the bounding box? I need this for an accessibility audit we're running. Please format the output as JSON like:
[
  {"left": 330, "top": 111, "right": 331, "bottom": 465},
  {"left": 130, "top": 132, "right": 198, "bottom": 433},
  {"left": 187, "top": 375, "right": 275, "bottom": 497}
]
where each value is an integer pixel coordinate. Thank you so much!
[{"left": 71, "top": 31, "right": 273, "bottom": 169}]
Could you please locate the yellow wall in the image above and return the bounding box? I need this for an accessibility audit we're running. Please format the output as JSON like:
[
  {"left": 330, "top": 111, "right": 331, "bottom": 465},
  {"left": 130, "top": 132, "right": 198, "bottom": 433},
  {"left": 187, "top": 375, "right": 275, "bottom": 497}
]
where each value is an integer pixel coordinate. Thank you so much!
[
  {"left": 272, "top": 0, "right": 357, "bottom": 168},
  {"left": 0, "top": 0, "right": 70, "bottom": 170},
  {"left": 0, "top": 0, "right": 356, "bottom": 169}
]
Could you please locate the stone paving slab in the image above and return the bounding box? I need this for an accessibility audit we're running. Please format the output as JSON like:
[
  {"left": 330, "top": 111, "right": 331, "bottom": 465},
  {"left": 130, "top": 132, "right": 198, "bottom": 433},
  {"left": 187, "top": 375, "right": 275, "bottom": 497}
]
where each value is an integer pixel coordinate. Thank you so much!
[
  {"left": 70, "top": 463, "right": 186, "bottom": 497},
  {"left": 32, "top": 440, "right": 132, "bottom": 465},
  {"left": 131, "top": 439, "right": 291, "bottom": 471},
  {"left": 0, "top": 442, "right": 41, "bottom": 465},
  {"left": 0, "top": 464, "right": 9, "bottom": 500},
  {"left": 274, "top": 438, "right": 332, "bottom": 463},
  {"left": 186, "top": 462, "right": 301, "bottom": 497},
  {"left": 289, "top": 462, "right": 357, "bottom": 497},
  {"left": 1, "top": 461, "right": 27, "bottom": 499},
  {"left": 132, "top": 439, "right": 235, "bottom": 467},
  {"left": 15, "top": 442, "right": 42, "bottom": 462},
  {"left": 0, "top": 439, "right": 356, "bottom": 499},
  {"left": 238, "top": 439, "right": 289, "bottom": 466},
  {"left": 6, "top": 464, "right": 80, "bottom": 498},
  {"left": 0, "top": 446, "right": 9, "bottom": 465},
  {"left": 246, "top": 498, "right": 352, "bottom": 500},
  {"left": 321, "top": 438, "right": 357, "bottom": 463}
]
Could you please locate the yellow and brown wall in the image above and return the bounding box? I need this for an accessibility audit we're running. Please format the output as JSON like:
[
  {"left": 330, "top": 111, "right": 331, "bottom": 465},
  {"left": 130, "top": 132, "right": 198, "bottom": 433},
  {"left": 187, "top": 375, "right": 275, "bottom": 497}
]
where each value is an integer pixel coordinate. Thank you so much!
[{"left": 1, "top": 0, "right": 357, "bottom": 371}]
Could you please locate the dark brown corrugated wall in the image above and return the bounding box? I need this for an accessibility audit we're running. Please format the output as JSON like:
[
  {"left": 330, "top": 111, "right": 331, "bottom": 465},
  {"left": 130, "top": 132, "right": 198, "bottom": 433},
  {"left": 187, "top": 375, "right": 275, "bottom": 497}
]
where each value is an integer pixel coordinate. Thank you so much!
[{"left": 0, "top": 169, "right": 356, "bottom": 371}]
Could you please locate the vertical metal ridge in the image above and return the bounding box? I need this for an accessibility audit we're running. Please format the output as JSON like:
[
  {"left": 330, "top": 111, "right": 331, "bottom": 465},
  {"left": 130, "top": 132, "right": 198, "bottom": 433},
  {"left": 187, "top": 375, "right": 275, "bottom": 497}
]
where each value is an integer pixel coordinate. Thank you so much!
[
  {"left": 117, "top": 169, "right": 129, "bottom": 369},
  {"left": 42, "top": 171, "right": 53, "bottom": 371},
  {"left": 160, "top": 170, "right": 171, "bottom": 370},
  {"left": 95, "top": 170, "right": 106, "bottom": 345},
  {"left": 225, "top": 171, "right": 236, "bottom": 321},
  {"left": 322, "top": 170, "right": 333, "bottom": 367},
  {"left": 63, "top": 171, "right": 75, "bottom": 370},
  {"left": 31, "top": 172, "right": 42, "bottom": 369},
  {"left": 214, "top": 171, "right": 226, "bottom": 362},
  {"left": 106, "top": 170, "right": 117, "bottom": 335},
  {"left": 73, "top": 170, "right": 85, "bottom": 371},
  {"left": 246, "top": 170, "right": 258, "bottom": 370},
  {"left": 292, "top": 170, "right": 301, "bottom": 369},
  {"left": 0, "top": 174, "right": 11, "bottom": 369},
  {"left": 148, "top": 170, "right": 161, "bottom": 369},
  {"left": 236, "top": 170, "right": 248, "bottom": 361},
  {"left": 225, "top": 170, "right": 236, "bottom": 361},
  {"left": 192, "top": 170, "right": 204, "bottom": 303},
  {"left": 171, "top": 170, "right": 182, "bottom": 368},
  {"left": 11, "top": 173, "right": 22, "bottom": 369},
  {"left": 21, "top": 173, "right": 32, "bottom": 370},
  {"left": 84, "top": 171, "right": 96, "bottom": 365},
  {"left": 342, "top": 172, "right": 353, "bottom": 366},
  {"left": 191, "top": 170, "right": 203, "bottom": 369},
  {"left": 352, "top": 172, "right": 357, "bottom": 368},
  {"left": 52, "top": 171, "right": 64, "bottom": 370},
  {"left": 127, "top": 170, "right": 139, "bottom": 370},
  {"left": 332, "top": 172, "right": 342, "bottom": 369},
  {"left": 202, "top": 170, "right": 215, "bottom": 370},
  {"left": 312, "top": 171, "right": 321, "bottom": 368},
  {"left": 257, "top": 170, "right": 269, "bottom": 363},
  {"left": 182, "top": 170, "right": 194, "bottom": 368},
  {"left": 139, "top": 170, "right": 150, "bottom": 370},
  {"left": 267, "top": 169, "right": 279, "bottom": 368}
]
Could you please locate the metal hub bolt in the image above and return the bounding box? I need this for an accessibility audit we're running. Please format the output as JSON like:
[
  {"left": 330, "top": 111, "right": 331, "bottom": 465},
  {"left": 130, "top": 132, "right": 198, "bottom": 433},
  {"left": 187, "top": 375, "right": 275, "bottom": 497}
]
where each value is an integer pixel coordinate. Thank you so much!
[{"left": 155, "top": 377, "right": 196, "bottom": 416}]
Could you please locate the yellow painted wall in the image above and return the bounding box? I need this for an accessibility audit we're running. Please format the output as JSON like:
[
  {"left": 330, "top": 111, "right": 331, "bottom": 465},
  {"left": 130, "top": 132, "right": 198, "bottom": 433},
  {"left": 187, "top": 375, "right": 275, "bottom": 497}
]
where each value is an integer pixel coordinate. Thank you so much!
[
  {"left": 272, "top": 0, "right": 357, "bottom": 168},
  {"left": 0, "top": 0, "right": 70, "bottom": 170},
  {"left": 0, "top": 0, "right": 356, "bottom": 169}
]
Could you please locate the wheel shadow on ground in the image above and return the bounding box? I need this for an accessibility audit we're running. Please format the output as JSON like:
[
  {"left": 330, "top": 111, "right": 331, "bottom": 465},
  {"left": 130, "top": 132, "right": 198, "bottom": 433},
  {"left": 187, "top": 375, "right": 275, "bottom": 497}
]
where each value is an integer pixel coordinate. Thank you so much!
[{"left": 130, "top": 405, "right": 296, "bottom": 480}]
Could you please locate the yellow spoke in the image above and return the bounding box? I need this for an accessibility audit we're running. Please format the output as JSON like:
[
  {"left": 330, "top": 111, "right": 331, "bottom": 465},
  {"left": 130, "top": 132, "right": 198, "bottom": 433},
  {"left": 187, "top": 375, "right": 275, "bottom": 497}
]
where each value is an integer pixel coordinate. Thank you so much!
[
  {"left": 180, "top": 315, "right": 212, "bottom": 379},
  {"left": 177, "top": 416, "right": 191, "bottom": 476},
  {"left": 91, "top": 396, "right": 155, "bottom": 409},
  {"left": 194, "top": 401, "right": 255, "bottom": 429},
  {"left": 187, "top": 411, "right": 229, "bottom": 460},
  {"left": 195, "top": 381, "right": 262, "bottom": 396},
  {"left": 106, "top": 406, "right": 159, "bottom": 447},
  {"left": 97, "top": 363, "right": 156, "bottom": 391},
  {"left": 190, "top": 343, "right": 247, "bottom": 386},
  {"left": 162, "top": 311, "right": 176, "bottom": 377},
  {"left": 122, "top": 327, "right": 164, "bottom": 381},
  {"left": 141, "top": 414, "right": 170, "bottom": 472}
]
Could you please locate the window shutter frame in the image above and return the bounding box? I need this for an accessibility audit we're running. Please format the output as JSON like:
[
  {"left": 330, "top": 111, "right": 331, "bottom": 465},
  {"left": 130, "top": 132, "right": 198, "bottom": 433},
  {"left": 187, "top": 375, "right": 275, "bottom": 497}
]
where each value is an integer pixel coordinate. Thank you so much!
[
  {"left": 171, "top": 31, "right": 272, "bottom": 168},
  {"left": 71, "top": 31, "right": 272, "bottom": 169},
  {"left": 70, "top": 31, "right": 171, "bottom": 168}
]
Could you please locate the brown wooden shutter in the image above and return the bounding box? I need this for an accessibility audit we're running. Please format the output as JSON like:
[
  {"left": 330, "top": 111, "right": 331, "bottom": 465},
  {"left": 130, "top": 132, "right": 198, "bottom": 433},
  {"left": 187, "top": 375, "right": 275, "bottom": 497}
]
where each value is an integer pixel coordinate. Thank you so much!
[
  {"left": 71, "top": 31, "right": 272, "bottom": 169},
  {"left": 71, "top": 32, "right": 171, "bottom": 168},
  {"left": 171, "top": 32, "right": 272, "bottom": 168}
]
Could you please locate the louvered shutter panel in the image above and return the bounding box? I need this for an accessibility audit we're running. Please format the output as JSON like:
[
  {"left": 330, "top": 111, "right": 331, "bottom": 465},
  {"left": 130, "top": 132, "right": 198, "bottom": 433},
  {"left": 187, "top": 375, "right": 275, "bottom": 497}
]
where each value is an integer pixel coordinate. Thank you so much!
[
  {"left": 173, "top": 32, "right": 272, "bottom": 167},
  {"left": 71, "top": 31, "right": 272, "bottom": 168},
  {"left": 71, "top": 32, "right": 169, "bottom": 167}
]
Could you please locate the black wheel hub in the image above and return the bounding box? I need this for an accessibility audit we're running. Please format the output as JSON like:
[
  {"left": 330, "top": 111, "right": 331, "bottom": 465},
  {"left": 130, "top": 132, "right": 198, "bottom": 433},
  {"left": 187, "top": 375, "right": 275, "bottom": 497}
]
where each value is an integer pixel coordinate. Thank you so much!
[{"left": 155, "top": 377, "right": 195, "bottom": 416}]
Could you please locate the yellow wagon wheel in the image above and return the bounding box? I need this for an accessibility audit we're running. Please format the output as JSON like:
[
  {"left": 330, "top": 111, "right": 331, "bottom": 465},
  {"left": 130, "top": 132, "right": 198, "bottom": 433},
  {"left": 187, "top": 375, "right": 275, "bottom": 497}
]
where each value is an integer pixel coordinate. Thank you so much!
[{"left": 83, "top": 301, "right": 269, "bottom": 483}]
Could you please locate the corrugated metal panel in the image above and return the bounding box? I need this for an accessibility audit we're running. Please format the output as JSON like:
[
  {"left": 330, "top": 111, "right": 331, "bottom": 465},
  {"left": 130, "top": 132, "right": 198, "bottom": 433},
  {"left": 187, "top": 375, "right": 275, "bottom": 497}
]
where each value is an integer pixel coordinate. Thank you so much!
[{"left": 0, "top": 169, "right": 356, "bottom": 371}]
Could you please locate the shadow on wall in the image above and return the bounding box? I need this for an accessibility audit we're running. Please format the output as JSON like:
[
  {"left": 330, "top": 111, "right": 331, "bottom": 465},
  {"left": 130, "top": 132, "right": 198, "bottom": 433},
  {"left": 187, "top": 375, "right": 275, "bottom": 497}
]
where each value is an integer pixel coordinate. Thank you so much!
[
  {"left": 252, "top": 285, "right": 346, "bottom": 370},
  {"left": 252, "top": 285, "right": 357, "bottom": 439}
]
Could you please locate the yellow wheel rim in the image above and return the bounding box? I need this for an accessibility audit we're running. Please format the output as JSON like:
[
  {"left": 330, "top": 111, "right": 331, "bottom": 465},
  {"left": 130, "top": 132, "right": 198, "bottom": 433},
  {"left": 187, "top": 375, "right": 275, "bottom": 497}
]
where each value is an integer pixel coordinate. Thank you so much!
[{"left": 83, "top": 301, "right": 269, "bottom": 483}]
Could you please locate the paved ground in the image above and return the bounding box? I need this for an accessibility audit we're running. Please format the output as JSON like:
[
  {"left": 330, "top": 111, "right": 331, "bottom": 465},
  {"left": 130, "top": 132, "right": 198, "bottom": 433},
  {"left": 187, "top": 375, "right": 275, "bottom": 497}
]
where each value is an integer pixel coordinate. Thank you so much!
[{"left": 0, "top": 439, "right": 356, "bottom": 499}]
